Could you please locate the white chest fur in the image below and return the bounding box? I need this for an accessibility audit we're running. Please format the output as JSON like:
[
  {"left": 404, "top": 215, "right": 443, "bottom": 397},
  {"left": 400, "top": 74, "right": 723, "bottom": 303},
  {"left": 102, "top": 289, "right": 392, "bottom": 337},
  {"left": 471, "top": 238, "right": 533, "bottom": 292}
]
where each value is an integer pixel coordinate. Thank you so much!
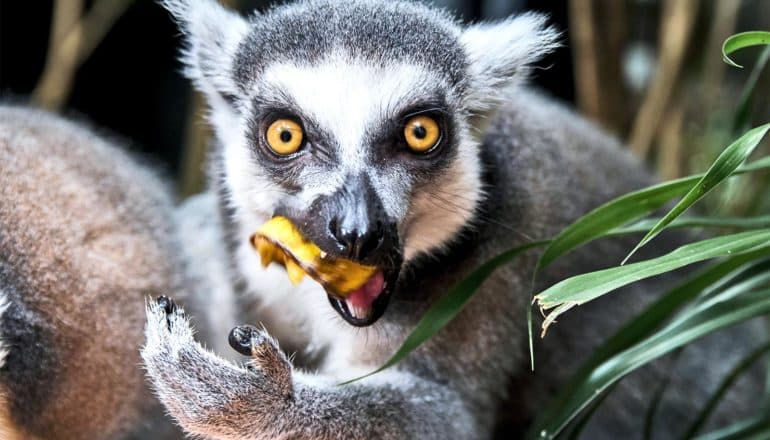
[
  {"left": 234, "top": 226, "right": 388, "bottom": 378},
  {"left": 181, "top": 191, "right": 394, "bottom": 379}
]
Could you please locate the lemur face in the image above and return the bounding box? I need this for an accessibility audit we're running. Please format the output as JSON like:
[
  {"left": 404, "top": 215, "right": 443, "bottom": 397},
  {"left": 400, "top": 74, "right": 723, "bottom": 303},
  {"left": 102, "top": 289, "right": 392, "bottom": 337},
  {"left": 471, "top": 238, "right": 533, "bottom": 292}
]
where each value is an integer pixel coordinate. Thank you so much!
[
  {"left": 245, "top": 57, "right": 471, "bottom": 256},
  {"left": 240, "top": 57, "right": 479, "bottom": 325},
  {"left": 165, "top": 0, "right": 558, "bottom": 326}
]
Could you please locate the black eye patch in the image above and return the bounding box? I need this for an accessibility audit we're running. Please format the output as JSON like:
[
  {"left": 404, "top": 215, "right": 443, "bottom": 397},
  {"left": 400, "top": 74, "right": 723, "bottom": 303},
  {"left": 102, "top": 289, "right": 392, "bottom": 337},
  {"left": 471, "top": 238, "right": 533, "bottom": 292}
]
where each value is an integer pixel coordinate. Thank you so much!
[
  {"left": 243, "top": 97, "right": 341, "bottom": 192},
  {"left": 365, "top": 102, "right": 458, "bottom": 180}
]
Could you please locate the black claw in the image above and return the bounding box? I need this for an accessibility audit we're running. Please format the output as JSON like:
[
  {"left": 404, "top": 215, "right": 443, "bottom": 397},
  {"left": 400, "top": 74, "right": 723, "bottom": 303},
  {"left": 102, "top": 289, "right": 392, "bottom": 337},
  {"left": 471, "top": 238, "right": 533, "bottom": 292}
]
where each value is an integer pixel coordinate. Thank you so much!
[
  {"left": 228, "top": 325, "right": 259, "bottom": 356},
  {"left": 157, "top": 295, "right": 176, "bottom": 314},
  {"left": 156, "top": 296, "right": 179, "bottom": 330}
]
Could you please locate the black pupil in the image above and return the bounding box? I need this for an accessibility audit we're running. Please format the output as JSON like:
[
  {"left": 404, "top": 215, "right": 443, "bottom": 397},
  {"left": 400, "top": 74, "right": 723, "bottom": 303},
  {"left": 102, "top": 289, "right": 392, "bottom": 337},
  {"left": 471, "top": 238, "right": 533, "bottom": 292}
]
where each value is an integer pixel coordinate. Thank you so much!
[
  {"left": 280, "top": 130, "right": 293, "bottom": 143},
  {"left": 412, "top": 125, "right": 427, "bottom": 139}
]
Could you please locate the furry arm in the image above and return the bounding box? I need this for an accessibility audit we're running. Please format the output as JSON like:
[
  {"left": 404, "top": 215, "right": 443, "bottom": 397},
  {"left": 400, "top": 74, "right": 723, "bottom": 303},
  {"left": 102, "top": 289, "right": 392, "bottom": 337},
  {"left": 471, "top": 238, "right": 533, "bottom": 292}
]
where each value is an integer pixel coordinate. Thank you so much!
[{"left": 141, "top": 297, "right": 478, "bottom": 440}]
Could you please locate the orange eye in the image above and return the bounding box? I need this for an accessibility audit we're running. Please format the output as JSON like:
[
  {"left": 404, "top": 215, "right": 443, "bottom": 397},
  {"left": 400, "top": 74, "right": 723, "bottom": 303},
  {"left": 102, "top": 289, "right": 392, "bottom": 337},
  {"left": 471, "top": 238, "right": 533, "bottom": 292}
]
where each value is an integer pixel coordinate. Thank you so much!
[
  {"left": 266, "top": 119, "right": 304, "bottom": 155},
  {"left": 404, "top": 115, "right": 440, "bottom": 153}
]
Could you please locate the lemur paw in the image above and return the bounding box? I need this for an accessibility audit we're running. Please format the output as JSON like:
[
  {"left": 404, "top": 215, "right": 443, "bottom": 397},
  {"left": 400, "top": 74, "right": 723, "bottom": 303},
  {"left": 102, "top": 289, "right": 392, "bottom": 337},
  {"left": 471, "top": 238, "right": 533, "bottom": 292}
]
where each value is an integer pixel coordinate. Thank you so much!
[
  {"left": 142, "top": 295, "right": 195, "bottom": 358},
  {"left": 228, "top": 324, "right": 293, "bottom": 396},
  {"left": 141, "top": 296, "right": 295, "bottom": 436}
]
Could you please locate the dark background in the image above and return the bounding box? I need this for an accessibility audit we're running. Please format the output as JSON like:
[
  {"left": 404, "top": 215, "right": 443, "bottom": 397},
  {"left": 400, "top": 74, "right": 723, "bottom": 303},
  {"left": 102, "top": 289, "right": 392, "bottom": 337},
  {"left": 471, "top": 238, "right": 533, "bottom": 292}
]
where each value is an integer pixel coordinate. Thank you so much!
[
  {"left": 3, "top": 0, "right": 769, "bottom": 213},
  {"left": 0, "top": 0, "right": 573, "bottom": 181}
]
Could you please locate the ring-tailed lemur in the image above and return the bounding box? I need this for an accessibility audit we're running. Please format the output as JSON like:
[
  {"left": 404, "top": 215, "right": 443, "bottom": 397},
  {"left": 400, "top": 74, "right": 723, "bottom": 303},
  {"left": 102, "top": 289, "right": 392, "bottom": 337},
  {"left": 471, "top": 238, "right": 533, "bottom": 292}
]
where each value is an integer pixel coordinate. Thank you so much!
[
  {"left": 0, "top": 0, "right": 765, "bottom": 439},
  {"left": 139, "top": 0, "right": 767, "bottom": 438}
]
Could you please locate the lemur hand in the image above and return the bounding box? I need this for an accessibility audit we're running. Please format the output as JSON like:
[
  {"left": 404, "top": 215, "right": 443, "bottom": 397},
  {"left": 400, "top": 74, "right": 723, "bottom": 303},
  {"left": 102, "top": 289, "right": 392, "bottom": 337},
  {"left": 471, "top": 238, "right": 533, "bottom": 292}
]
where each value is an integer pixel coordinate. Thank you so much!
[
  {"left": 142, "top": 296, "right": 474, "bottom": 439},
  {"left": 141, "top": 296, "right": 296, "bottom": 439}
]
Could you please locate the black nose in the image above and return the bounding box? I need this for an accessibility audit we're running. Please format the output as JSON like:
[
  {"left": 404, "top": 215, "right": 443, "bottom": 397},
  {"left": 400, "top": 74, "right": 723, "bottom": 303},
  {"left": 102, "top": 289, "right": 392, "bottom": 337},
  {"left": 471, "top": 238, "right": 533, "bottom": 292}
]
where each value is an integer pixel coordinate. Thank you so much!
[
  {"left": 328, "top": 216, "right": 386, "bottom": 261},
  {"left": 276, "top": 173, "right": 400, "bottom": 265}
]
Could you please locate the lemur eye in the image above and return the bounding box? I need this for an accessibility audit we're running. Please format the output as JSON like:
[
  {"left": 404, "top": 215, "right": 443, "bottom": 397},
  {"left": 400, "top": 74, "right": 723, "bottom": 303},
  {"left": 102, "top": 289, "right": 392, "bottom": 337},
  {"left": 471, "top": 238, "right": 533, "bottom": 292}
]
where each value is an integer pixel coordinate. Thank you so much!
[
  {"left": 403, "top": 115, "right": 440, "bottom": 153},
  {"left": 266, "top": 119, "right": 304, "bottom": 155}
]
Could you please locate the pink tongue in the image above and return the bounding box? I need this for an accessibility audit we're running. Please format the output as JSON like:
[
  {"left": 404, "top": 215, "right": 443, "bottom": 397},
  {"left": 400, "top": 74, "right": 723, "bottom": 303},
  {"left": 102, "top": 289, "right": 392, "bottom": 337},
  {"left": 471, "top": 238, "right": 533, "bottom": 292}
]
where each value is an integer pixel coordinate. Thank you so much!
[{"left": 346, "top": 271, "right": 385, "bottom": 309}]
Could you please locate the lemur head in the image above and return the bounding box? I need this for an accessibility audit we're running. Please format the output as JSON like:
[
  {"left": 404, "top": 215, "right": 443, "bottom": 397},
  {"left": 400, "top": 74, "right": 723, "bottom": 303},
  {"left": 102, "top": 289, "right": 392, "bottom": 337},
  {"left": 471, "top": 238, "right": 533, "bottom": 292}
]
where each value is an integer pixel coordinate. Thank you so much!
[{"left": 163, "top": 0, "right": 558, "bottom": 326}]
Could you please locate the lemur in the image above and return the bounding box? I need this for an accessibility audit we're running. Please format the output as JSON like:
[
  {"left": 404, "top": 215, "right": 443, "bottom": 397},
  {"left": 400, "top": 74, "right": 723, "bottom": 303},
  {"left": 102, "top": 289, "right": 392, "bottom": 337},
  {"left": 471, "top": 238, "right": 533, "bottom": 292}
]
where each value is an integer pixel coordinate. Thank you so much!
[
  {"left": 138, "top": 0, "right": 767, "bottom": 438},
  {"left": 0, "top": 0, "right": 766, "bottom": 439}
]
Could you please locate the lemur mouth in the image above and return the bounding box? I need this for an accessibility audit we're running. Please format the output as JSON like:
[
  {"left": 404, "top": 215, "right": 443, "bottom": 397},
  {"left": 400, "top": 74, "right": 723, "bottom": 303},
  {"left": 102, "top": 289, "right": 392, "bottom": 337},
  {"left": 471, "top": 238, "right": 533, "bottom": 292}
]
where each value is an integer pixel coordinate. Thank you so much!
[
  {"left": 250, "top": 216, "right": 401, "bottom": 327},
  {"left": 327, "top": 267, "right": 399, "bottom": 327}
]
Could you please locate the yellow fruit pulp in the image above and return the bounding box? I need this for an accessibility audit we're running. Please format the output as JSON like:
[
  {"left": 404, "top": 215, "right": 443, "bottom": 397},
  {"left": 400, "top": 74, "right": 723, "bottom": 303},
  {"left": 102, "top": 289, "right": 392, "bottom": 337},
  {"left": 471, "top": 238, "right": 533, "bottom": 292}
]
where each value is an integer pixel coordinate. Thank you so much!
[{"left": 251, "top": 216, "right": 378, "bottom": 298}]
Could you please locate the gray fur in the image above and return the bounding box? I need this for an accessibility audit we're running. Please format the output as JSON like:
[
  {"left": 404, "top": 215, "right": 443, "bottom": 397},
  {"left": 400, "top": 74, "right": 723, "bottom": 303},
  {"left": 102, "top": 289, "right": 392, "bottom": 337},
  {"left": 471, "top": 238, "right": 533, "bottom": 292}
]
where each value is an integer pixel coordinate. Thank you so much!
[
  {"left": 141, "top": 87, "right": 767, "bottom": 439},
  {"left": 0, "top": 107, "right": 185, "bottom": 439},
  {"left": 0, "top": 0, "right": 764, "bottom": 438},
  {"left": 142, "top": 1, "right": 766, "bottom": 439},
  {"left": 144, "top": 298, "right": 475, "bottom": 439},
  {"left": 232, "top": 1, "right": 467, "bottom": 90}
]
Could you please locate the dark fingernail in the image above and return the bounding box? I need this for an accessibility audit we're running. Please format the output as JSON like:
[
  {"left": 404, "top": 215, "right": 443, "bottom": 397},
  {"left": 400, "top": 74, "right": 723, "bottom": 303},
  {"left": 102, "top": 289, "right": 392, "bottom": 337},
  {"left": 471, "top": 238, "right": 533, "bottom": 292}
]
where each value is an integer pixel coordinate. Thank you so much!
[
  {"left": 228, "top": 325, "right": 258, "bottom": 356},
  {"left": 157, "top": 295, "right": 176, "bottom": 314}
]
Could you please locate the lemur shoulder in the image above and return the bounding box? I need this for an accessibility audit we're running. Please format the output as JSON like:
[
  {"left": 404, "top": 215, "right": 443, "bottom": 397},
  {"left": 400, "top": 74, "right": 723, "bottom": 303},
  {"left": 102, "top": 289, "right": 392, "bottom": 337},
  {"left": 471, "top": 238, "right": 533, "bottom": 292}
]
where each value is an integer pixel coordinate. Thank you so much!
[{"left": 0, "top": 0, "right": 766, "bottom": 439}]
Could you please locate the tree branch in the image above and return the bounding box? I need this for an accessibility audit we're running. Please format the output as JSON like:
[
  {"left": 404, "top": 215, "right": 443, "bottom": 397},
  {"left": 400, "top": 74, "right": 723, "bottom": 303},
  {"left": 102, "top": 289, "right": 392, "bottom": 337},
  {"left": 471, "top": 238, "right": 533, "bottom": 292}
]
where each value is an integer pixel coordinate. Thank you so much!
[
  {"left": 629, "top": 0, "right": 699, "bottom": 158},
  {"left": 32, "top": 0, "right": 133, "bottom": 111}
]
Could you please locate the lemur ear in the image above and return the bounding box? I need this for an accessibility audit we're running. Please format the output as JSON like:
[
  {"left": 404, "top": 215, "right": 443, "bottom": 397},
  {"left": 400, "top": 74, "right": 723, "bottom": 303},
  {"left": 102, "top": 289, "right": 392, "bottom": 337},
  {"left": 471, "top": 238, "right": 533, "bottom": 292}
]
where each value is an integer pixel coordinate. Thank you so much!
[
  {"left": 161, "top": 0, "right": 250, "bottom": 106},
  {"left": 460, "top": 13, "right": 560, "bottom": 111}
]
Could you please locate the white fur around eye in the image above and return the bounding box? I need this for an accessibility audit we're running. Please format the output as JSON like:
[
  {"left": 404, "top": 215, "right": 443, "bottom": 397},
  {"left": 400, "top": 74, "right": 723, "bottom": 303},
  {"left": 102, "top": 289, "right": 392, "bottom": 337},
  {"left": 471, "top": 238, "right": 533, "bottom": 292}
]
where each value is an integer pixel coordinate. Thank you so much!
[
  {"left": 256, "top": 56, "right": 483, "bottom": 261},
  {"left": 259, "top": 57, "right": 437, "bottom": 172}
]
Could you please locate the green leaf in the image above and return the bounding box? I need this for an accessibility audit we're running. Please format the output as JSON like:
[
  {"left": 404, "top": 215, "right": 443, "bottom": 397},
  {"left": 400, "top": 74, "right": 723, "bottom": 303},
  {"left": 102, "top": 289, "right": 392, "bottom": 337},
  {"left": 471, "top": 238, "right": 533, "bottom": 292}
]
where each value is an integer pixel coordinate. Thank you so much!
[
  {"left": 531, "top": 209, "right": 770, "bottom": 368},
  {"left": 723, "top": 31, "right": 770, "bottom": 68},
  {"left": 536, "top": 177, "right": 697, "bottom": 270},
  {"left": 670, "top": 262, "right": 770, "bottom": 326},
  {"left": 733, "top": 45, "right": 770, "bottom": 134},
  {"left": 739, "top": 156, "right": 770, "bottom": 173},
  {"left": 591, "top": 252, "right": 770, "bottom": 366},
  {"left": 682, "top": 342, "right": 770, "bottom": 439},
  {"left": 609, "top": 215, "right": 770, "bottom": 236},
  {"left": 339, "top": 240, "right": 548, "bottom": 385},
  {"left": 536, "top": 157, "right": 770, "bottom": 271},
  {"left": 565, "top": 384, "right": 616, "bottom": 440},
  {"left": 644, "top": 352, "right": 683, "bottom": 440},
  {"left": 695, "top": 416, "right": 770, "bottom": 440},
  {"left": 535, "top": 230, "right": 770, "bottom": 335},
  {"left": 528, "top": 249, "right": 770, "bottom": 439},
  {"left": 623, "top": 124, "right": 770, "bottom": 264},
  {"left": 529, "top": 288, "right": 770, "bottom": 439},
  {"left": 357, "top": 158, "right": 770, "bottom": 386}
]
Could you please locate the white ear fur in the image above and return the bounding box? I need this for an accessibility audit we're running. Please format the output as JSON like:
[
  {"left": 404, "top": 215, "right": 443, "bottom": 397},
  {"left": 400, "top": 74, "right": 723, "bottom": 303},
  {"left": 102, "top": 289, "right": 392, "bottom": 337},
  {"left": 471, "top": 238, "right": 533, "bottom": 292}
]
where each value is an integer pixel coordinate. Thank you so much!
[
  {"left": 161, "top": 0, "right": 250, "bottom": 105},
  {"left": 460, "top": 13, "right": 560, "bottom": 111}
]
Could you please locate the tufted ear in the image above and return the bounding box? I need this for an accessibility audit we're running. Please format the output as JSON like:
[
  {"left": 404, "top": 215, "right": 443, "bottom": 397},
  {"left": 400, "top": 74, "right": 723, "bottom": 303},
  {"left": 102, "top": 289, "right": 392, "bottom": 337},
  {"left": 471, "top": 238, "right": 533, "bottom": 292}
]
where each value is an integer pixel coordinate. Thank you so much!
[
  {"left": 460, "top": 13, "right": 560, "bottom": 112},
  {"left": 161, "top": 0, "right": 250, "bottom": 107}
]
